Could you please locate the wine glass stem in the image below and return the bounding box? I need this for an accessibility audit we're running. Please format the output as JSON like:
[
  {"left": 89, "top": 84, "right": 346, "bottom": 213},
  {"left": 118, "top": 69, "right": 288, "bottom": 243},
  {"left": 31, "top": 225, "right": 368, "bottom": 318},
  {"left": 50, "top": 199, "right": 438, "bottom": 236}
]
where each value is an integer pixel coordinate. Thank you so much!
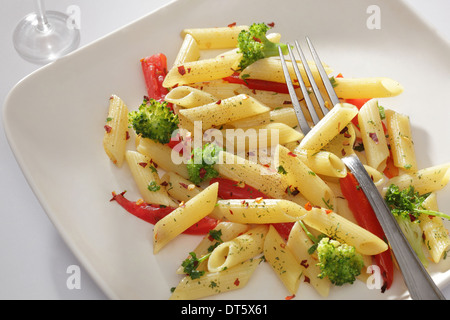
[{"left": 35, "top": 0, "right": 51, "bottom": 33}]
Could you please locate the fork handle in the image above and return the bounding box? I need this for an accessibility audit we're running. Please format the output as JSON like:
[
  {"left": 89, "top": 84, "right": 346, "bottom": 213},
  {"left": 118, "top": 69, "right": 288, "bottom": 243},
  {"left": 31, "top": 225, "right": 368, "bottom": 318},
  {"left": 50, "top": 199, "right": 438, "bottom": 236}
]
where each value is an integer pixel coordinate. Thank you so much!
[{"left": 342, "top": 154, "right": 445, "bottom": 300}]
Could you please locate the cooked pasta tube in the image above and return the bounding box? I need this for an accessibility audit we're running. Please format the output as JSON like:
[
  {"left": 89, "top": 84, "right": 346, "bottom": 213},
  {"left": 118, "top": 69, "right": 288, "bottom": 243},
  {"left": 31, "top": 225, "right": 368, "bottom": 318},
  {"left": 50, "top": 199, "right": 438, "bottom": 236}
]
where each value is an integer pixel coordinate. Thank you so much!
[
  {"left": 137, "top": 137, "right": 190, "bottom": 180},
  {"left": 358, "top": 99, "right": 390, "bottom": 172},
  {"left": 240, "top": 57, "right": 333, "bottom": 87},
  {"left": 222, "top": 122, "right": 304, "bottom": 153},
  {"left": 103, "top": 95, "right": 129, "bottom": 167},
  {"left": 264, "top": 225, "right": 304, "bottom": 295},
  {"left": 164, "top": 86, "right": 218, "bottom": 108},
  {"left": 160, "top": 171, "right": 202, "bottom": 203},
  {"left": 302, "top": 208, "right": 388, "bottom": 256},
  {"left": 293, "top": 148, "right": 347, "bottom": 178},
  {"left": 208, "top": 225, "right": 269, "bottom": 272},
  {"left": 214, "top": 150, "right": 289, "bottom": 199},
  {"left": 163, "top": 53, "right": 242, "bottom": 88},
  {"left": 299, "top": 103, "right": 358, "bottom": 152},
  {"left": 170, "top": 258, "right": 261, "bottom": 300},
  {"left": 385, "top": 109, "right": 418, "bottom": 172},
  {"left": 420, "top": 193, "right": 450, "bottom": 263},
  {"left": 125, "top": 150, "right": 177, "bottom": 207},
  {"left": 210, "top": 199, "right": 308, "bottom": 224},
  {"left": 173, "top": 33, "right": 200, "bottom": 66},
  {"left": 181, "top": 25, "right": 249, "bottom": 49},
  {"left": 383, "top": 163, "right": 450, "bottom": 195},
  {"left": 176, "top": 221, "right": 249, "bottom": 274},
  {"left": 333, "top": 77, "right": 404, "bottom": 99},
  {"left": 178, "top": 94, "right": 271, "bottom": 130},
  {"left": 274, "top": 145, "right": 336, "bottom": 210},
  {"left": 287, "top": 221, "right": 331, "bottom": 297},
  {"left": 153, "top": 183, "right": 218, "bottom": 253}
]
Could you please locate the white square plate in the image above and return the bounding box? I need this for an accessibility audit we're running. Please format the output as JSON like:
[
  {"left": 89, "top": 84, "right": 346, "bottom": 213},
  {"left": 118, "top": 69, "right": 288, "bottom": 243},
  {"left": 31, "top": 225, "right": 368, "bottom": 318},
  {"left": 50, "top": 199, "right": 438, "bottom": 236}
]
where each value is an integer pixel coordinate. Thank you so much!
[{"left": 4, "top": 0, "right": 450, "bottom": 300}]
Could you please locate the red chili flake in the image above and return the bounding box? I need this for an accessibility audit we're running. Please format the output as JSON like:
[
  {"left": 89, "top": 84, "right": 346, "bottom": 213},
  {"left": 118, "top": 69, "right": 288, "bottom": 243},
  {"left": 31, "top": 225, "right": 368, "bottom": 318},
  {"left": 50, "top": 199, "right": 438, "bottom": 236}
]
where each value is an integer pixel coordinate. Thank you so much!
[
  {"left": 283, "top": 101, "right": 292, "bottom": 105},
  {"left": 252, "top": 36, "right": 262, "bottom": 43},
  {"left": 228, "top": 22, "right": 237, "bottom": 27},
  {"left": 104, "top": 125, "right": 112, "bottom": 133},
  {"left": 177, "top": 65, "right": 186, "bottom": 75},
  {"left": 280, "top": 243, "right": 286, "bottom": 249},
  {"left": 215, "top": 100, "right": 222, "bottom": 105},
  {"left": 369, "top": 132, "right": 379, "bottom": 144},
  {"left": 305, "top": 202, "right": 313, "bottom": 211},
  {"left": 267, "top": 22, "right": 275, "bottom": 28},
  {"left": 300, "top": 260, "right": 309, "bottom": 268},
  {"left": 160, "top": 181, "right": 168, "bottom": 187},
  {"left": 199, "top": 167, "right": 207, "bottom": 179},
  {"left": 138, "top": 162, "right": 148, "bottom": 168},
  {"left": 287, "top": 151, "right": 297, "bottom": 157},
  {"left": 187, "top": 67, "right": 192, "bottom": 74},
  {"left": 304, "top": 276, "right": 311, "bottom": 284},
  {"left": 125, "top": 131, "right": 130, "bottom": 140},
  {"left": 285, "top": 294, "right": 295, "bottom": 300},
  {"left": 179, "top": 182, "right": 189, "bottom": 189},
  {"left": 325, "top": 209, "right": 333, "bottom": 214},
  {"left": 149, "top": 159, "right": 158, "bottom": 168},
  {"left": 341, "top": 149, "right": 346, "bottom": 156},
  {"left": 229, "top": 209, "right": 234, "bottom": 215},
  {"left": 234, "top": 278, "right": 240, "bottom": 286}
]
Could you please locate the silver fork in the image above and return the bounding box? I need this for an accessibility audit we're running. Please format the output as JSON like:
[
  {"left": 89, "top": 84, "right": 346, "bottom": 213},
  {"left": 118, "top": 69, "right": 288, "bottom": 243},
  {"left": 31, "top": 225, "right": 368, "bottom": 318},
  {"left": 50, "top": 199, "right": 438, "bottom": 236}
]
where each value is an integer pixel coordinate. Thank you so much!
[{"left": 278, "top": 37, "right": 445, "bottom": 300}]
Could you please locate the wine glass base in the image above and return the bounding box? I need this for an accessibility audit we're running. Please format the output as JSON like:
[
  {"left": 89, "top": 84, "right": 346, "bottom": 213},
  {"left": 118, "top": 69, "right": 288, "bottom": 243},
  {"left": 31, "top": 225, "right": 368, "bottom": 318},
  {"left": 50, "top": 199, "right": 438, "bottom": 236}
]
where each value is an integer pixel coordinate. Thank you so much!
[{"left": 13, "top": 11, "right": 80, "bottom": 65}]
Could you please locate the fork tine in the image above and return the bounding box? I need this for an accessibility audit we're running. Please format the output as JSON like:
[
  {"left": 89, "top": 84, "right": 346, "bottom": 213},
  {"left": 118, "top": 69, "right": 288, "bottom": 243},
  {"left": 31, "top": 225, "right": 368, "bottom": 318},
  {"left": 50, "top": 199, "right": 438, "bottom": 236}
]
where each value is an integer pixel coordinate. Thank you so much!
[
  {"left": 293, "top": 40, "right": 329, "bottom": 118},
  {"left": 305, "top": 37, "right": 340, "bottom": 107},
  {"left": 287, "top": 43, "right": 321, "bottom": 126},
  {"left": 278, "top": 46, "right": 311, "bottom": 135}
]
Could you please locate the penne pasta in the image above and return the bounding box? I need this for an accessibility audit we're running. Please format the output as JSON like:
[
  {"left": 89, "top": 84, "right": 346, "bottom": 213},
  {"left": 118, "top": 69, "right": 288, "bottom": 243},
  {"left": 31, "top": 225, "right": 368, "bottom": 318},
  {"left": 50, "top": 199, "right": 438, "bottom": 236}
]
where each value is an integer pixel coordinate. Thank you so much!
[
  {"left": 153, "top": 182, "right": 219, "bottom": 253},
  {"left": 333, "top": 77, "right": 404, "bottom": 99},
  {"left": 240, "top": 57, "right": 333, "bottom": 87},
  {"left": 302, "top": 207, "right": 389, "bottom": 256},
  {"left": 358, "top": 99, "right": 390, "bottom": 172},
  {"left": 383, "top": 163, "right": 450, "bottom": 195},
  {"left": 163, "top": 53, "right": 242, "bottom": 88},
  {"left": 420, "top": 193, "right": 450, "bottom": 263},
  {"left": 264, "top": 225, "right": 304, "bottom": 295},
  {"left": 137, "top": 137, "right": 190, "bottom": 180},
  {"left": 274, "top": 145, "right": 336, "bottom": 210},
  {"left": 208, "top": 225, "right": 268, "bottom": 272},
  {"left": 103, "top": 95, "right": 129, "bottom": 167},
  {"left": 178, "top": 94, "right": 271, "bottom": 131},
  {"left": 214, "top": 150, "right": 289, "bottom": 199},
  {"left": 173, "top": 33, "right": 200, "bottom": 66},
  {"left": 176, "top": 221, "right": 249, "bottom": 274},
  {"left": 210, "top": 198, "right": 308, "bottom": 224},
  {"left": 181, "top": 25, "right": 249, "bottom": 49},
  {"left": 293, "top": 148, "right": 347, "bottom": 178},
  {"left": 287, "top": 221, "right": 331, "bottom": 297},
  {"left": 299, "top": 103, "right": 358, "bottom": 152},
  {"left": 385, "top": 109, "right": 418, "bottom": 172},
  {"left": 170, "top": 258, "right": 262, "bottom": 300},
  {"left": 125, "top": 150, "right": 176, "bottom": 207},
  {"left": 160, "top": 171, "right": 202, "bottom": 203},
  {"left": 164, "top": 85, "right": 218, "bottom": 109}
]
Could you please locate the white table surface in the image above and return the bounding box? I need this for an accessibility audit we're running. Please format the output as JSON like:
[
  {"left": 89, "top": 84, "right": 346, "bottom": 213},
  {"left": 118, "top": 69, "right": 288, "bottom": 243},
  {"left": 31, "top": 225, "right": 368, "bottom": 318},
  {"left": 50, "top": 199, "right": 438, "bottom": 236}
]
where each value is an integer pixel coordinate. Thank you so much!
[{"left": 1, "top": 0, "right": 449, "bottom": 300}]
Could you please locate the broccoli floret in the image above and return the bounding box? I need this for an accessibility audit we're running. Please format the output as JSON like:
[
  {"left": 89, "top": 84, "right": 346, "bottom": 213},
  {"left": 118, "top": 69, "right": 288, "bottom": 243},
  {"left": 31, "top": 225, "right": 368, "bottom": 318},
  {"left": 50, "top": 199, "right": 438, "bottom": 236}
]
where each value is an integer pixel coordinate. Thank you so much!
[
  {"left": 237, "top": 22, "right": 289, "bottom": 70},
  {"left": 384, "top": 184, "right": 450, "bottom": 267},
  {"left": 128, "top": 98, "right": 178, "bottom": 144},
  {"left": 186, "top": 143, "right": 222, "bottom": 185},
  {"left": 316, "top": 237, "right": 365, "bottom": 286}
]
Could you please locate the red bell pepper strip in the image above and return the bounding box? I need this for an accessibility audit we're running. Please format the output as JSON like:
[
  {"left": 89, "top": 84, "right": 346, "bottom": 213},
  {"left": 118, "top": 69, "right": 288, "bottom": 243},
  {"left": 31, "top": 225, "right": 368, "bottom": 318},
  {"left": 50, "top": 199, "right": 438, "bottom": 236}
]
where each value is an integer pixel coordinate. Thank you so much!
[
  {"left": 141, "top": 53, "right": 173, "bottom": 110},
  {"left": 110, "top": 191, "right": 218, "bottom": 235},
  {"left": 223, "top": 72, "right": 299, "bottom": 95},
  {"left": 209, "top": 177, "right": 294, "bottom": 240},
  {"left": 339, "top": 173, "right": 394, "bottom": 291}
]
